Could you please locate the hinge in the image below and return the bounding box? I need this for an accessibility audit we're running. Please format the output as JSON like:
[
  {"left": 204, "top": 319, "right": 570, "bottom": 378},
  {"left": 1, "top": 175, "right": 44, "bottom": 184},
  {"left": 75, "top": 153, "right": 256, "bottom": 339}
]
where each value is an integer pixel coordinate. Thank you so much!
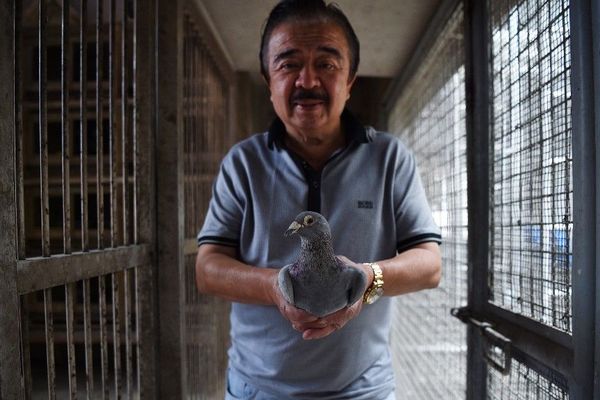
[{"left": 451, "top": 306, "right": 512, "bottom": 375}]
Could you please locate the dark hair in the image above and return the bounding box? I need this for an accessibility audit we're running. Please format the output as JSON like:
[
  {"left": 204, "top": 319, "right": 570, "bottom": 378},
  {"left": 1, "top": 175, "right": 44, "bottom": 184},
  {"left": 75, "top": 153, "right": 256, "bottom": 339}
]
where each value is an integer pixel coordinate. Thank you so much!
[{"left": 259, "top": 0, "right": 360, "bottom": 81}]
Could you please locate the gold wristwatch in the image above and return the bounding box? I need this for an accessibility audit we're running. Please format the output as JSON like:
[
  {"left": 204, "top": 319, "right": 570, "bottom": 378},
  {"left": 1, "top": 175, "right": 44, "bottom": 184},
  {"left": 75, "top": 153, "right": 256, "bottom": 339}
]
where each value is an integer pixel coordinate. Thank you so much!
[{"left": 363, "top": 263, "right": 384, "bottom": 304}]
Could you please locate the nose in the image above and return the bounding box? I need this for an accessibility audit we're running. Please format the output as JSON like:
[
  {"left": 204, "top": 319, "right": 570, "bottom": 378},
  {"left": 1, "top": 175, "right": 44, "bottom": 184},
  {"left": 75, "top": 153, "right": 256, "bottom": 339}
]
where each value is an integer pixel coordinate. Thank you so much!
[{"left": 295, "top": 65, "right": 320, "bottom": 89}]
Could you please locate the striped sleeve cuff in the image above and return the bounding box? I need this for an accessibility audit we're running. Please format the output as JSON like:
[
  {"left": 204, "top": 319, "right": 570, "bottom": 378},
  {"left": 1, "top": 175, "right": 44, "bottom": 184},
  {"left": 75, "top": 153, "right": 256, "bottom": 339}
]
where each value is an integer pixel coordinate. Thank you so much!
[
  {"left": 397, "top": 233, "right": 442, "bottom": 253},
  {"left": 197, "top": 235, "right": 239, "bottom": 248}
]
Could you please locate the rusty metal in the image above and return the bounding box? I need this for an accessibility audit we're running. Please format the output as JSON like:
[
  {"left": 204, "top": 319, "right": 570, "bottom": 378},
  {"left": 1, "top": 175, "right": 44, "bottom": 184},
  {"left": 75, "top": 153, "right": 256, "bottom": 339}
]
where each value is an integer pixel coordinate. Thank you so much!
[
  {"left": 20, "top": 296, "right": 33, "bottom": 400},
  {"left": 15, "top": 0, "right": 25, "bottom": 261},
  {"left": 80, "top": 0, "right": 89, "bottom": 252},
  {"left": 17, "top": 244, "right": 151, "bottom": 294},
  {"left": 0, "top": 2, "right": 22, "bottom": 396},
  {"left": 122, "top": 0, "right": 130, "bottom": 247},
  {"left": 97, "top": 0, "right": 105, "bottom": 250},
  {"left": 39, "top": 0, "right": 50, "bottom": 258},
  {"left": 83, "top": 278, "right": 94, "bottom": 399},
  {"left": 112, "top": 272, "right": 122, "bottom": 398},
  {"left": 62, "top": 0, "right": 71, "bottom": 255},
  {"left": 65, "top": 282, "right": 77, "bottom": 398},
  {"left": 124, "top": 269, "right": 133, "bottom": 398},
  {"left": 99, "top": 275, "right": 110, "bottom": 400},
  {"left": 44, "top": 288, "right": 56, "bottom": 400},
  {"left": 109, "top": 0, "right": 117, "bottom": 248}
]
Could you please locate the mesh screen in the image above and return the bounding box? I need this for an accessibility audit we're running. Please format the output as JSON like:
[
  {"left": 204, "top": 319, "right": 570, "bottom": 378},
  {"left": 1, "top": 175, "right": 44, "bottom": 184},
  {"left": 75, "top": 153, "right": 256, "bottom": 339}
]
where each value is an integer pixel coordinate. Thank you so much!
[
  {"left": 488, "top": 0, "right": 573, "bottom": 333},
  {"left": 487, "top": 357, "right": 568, "bottom": 399},
  {"left": 387, "top": 6, "right": 468, "bottom": 399},
  {"left": 182, "top": 12, "right": 231, "bottom": 399}
]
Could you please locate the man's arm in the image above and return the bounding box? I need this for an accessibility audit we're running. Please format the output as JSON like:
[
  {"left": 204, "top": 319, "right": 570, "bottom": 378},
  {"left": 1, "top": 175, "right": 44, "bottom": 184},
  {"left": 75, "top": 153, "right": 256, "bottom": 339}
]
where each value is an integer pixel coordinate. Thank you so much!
[
  {"left": 195, "top": 243, "right": 276, "bottom": 304},
  {"left": 195, "top": 243, "right": 321, "bottom": 327},
  {"left": 377, "top": 241, "right": 442, "bottom": 296}
]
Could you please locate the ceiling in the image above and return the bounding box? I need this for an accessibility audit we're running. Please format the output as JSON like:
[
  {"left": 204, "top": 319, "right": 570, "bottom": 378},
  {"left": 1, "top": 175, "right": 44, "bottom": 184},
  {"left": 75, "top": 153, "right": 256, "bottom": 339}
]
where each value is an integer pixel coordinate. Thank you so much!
[{"left": 196, "top": 0, "right": 442, "bottom": 78}]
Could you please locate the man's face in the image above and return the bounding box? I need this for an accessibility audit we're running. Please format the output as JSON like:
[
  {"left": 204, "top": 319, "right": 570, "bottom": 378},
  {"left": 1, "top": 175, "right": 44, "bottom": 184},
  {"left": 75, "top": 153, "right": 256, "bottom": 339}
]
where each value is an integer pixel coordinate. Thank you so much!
[{"left": 266, "top": 21, "right": 356, "bottom": 141}]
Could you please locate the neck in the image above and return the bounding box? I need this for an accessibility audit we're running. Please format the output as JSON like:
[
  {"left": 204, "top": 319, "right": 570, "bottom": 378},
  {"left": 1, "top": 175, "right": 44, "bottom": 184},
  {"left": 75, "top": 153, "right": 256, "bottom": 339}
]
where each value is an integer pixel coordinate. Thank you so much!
[
  {"left": 299, "top": 236, "right": 336, "bottom": 267},
  {"left": 285, "top": 131, "right": 345, "bottom": 171}
]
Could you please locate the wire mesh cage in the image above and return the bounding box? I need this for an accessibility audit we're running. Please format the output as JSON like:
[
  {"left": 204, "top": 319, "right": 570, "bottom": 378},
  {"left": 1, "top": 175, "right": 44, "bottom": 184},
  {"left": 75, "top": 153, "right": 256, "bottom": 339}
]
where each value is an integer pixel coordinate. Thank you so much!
[
  {"left": 14, "top": 0, "right": 152, "bottom": 397},
  {"left": 488, "top": 0, "right": 573, "bottom": 334},
  {"left": 387, "top": 5, "right": 468, "bottom": 399},
  {"left": 182, "top": 10, "right": 232, "bottom": 399}
]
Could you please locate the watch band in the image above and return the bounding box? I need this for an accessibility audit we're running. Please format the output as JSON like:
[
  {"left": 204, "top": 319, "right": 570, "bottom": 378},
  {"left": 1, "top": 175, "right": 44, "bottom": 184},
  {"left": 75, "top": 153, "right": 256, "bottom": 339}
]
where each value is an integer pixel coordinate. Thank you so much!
[{"left": 363, "top": 262, "right": 384, "bottom": 304}]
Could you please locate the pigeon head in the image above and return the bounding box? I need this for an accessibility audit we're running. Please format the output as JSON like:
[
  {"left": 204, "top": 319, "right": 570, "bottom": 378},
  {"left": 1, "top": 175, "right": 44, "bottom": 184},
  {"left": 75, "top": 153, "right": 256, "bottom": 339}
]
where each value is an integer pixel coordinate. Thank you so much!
[{"left": 284, "top": 211, "right": 331, "bottom": 241}]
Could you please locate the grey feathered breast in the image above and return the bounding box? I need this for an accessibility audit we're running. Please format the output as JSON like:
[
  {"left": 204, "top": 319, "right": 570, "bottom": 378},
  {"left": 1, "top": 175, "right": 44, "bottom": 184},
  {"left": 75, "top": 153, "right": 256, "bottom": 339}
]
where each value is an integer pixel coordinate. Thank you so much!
[{"left": 278, "top": 211, "right": 368, "bottom": 317}]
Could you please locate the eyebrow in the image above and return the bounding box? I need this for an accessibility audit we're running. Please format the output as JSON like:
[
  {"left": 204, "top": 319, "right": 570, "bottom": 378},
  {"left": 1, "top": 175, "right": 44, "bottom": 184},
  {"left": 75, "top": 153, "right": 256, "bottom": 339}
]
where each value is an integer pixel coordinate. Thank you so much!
[{"left": 272, "top": 46, "right": 344, "bottom": 64}]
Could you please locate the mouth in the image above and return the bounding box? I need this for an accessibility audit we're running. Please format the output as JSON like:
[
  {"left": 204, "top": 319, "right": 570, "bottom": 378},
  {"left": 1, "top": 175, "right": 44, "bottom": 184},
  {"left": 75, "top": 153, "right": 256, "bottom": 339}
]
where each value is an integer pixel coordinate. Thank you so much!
[
  {"left": 285, "top": 221, "right": 303, "bottom": 237},
  {"left": 292, "top": 100, "right": 325, "bottom": 111}
]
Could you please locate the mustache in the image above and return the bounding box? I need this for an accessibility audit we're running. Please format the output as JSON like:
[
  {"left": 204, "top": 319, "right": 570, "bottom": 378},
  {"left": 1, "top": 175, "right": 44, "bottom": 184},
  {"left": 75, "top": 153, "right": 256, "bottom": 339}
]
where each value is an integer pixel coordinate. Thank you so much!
[{"left": 290, "top": 89, "right": 329, "bottom": 103}]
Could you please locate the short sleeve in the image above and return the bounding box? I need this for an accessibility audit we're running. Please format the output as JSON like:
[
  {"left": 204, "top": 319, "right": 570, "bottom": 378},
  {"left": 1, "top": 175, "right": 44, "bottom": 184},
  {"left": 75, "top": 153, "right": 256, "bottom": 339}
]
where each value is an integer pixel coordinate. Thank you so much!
[
  {"left": 197, "top": 152, "right": 244, "bottom": 248},
  {"left": 393, "top": 150, "right": 442, "bottom": 252}
]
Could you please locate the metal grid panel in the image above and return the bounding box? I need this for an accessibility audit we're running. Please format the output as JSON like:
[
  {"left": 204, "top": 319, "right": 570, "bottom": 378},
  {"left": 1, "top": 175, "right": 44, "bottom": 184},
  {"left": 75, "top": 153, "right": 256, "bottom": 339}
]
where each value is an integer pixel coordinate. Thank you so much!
[
  {"left": 487, "top": 357, "right": 568, "bottom": 399},
  {"left": 12, "top": 0, "right": 153, "bottom": 398},
  {"left": 23, "top": 267, "right": 141, "bottom": 398},
  {"left": 182, "top": 11, "right": 231, "bottom": 399},
  {"left": 387, "top": 6, "right": 468, "bottom": 399},
  {"left": 488, "top": 0, "right": 573, "bottom": 333},
  {"left": 20, "top": 0, "right": 137, "bottom": 259}
]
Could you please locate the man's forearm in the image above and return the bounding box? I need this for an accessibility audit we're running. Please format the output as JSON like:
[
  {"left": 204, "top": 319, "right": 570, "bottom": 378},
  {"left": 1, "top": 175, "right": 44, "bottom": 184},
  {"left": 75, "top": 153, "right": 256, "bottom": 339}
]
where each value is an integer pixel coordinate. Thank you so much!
[
  {"left": 376, "top": 242, "right": 442, "bottom": 297},
  {"left": 195, "top": 244, "right": 278, "bottom": 305}
]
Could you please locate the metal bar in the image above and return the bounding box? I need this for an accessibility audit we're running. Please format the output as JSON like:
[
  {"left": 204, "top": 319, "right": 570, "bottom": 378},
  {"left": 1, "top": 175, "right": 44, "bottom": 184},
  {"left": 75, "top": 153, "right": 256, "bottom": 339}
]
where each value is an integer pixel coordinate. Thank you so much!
[
  {"left": 20, "top": 296, "right": 33, "bottom": 400},
  {"left": 96, "top": 0, "right": 105, "bottom": 250},
  {"left": 594, "top": 1, "right": 600, "bottom": 397},
  {"left": 83, "top": 278, "right": 94, "bottom": 399},
  {"left": 62, "top": 0, "right": 71, "bottom": 255},
  {"left": 65, "top": 282, "right": 77, "bottom": 398},
  {"left": 157, "top": 0, "right": 185, "bottom": 396},
  {"left": 134, "top": 0, "right": 158, "bottom": 395},
  {"left": 109, "top": 0, "right": 117, "bottom": 247},
  {"left": 0, "top": 4, "right": 22, "bottom": 396},
  {"left": 15, "top": 0, "right": 26, "bottom": 260},
  {"left": 124, "top": 269, "right": 133, "bottom": 398},
  {"left": 122, "top": 0, "right": 130, "bottom": 247},
  {"left": 485, "top": 302, "right": 572, "bottom": 349},
  {"left": 44, "top": 288, "right": 56, "bottom": 400},
  {"left": 464, "top": 0, "right": 489, "bottom": 398},
  {"left": 81, "top": 0, "right": 89, "bottom": 252},
  {"left": 17, "top": 244, "right": 152, "bottom": 294},
  {"left": 113, "top": 272, "right": 122, "bottom": 399},
  {"left": 132, "top": 0, "right": 139, "bottom": 245},
  {"left": 99, "top": 275, "right": 110, "bottom": 400},
  {"left": 570, "top": 0, "right": 597, "bottom": 398},
  {"left": 39, "top": 0, "right": 50, "bottom": 257}
]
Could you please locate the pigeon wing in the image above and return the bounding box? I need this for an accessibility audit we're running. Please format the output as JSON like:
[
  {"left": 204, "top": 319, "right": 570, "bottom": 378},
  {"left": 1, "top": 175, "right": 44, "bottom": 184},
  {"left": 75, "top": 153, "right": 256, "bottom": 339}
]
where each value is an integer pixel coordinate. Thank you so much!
[
  {"left": 277, "top": 264, "right": 295, "bottom": 305},
  {"left": 343, "top": 266, "right": 368, "bottom": 306}
]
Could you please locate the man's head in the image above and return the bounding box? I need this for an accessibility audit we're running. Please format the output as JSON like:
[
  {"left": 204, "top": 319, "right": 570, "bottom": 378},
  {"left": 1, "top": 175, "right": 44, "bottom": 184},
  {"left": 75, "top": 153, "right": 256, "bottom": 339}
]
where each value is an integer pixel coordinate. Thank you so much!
[
  {"left": 260, "top": 0, "right": 360, "bottom": 83},
  {"left": 260, "top": 0, "right": 360, "bottom": 141}
]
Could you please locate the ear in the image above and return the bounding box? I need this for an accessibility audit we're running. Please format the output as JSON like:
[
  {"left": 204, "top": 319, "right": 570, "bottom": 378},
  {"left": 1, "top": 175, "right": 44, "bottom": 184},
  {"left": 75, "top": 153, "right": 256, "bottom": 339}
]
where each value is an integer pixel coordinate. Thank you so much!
[{"left": 346, "top": 74, "right": 357, "bottom": 99}]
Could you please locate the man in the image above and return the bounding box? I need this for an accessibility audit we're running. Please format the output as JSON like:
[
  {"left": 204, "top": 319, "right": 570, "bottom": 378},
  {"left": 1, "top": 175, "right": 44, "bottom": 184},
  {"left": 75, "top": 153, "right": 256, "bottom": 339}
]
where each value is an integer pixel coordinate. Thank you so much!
[{"left": 196, "top": 1, "right": 442, "bottom": 399}]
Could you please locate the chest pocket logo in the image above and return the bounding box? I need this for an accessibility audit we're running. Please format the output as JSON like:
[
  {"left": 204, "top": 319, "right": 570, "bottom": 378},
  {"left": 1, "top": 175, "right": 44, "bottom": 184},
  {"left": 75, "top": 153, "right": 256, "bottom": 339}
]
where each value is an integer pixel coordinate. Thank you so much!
[{"left": 357, "top": 200, "right": 373, "bottom": 209}]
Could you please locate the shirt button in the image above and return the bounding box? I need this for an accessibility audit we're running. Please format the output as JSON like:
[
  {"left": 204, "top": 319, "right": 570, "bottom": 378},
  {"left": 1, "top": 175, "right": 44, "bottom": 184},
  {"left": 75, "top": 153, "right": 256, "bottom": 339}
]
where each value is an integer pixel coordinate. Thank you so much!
[{"left": 312, "top": 181, "right": 319, "bottom": 189}]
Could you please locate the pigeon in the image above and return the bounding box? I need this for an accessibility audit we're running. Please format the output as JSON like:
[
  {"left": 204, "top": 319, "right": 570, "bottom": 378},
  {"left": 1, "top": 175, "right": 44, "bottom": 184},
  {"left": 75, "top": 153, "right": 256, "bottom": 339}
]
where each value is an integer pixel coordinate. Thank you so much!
[{"left": 278, "top": 211, "right": 368, "bottom": 317}]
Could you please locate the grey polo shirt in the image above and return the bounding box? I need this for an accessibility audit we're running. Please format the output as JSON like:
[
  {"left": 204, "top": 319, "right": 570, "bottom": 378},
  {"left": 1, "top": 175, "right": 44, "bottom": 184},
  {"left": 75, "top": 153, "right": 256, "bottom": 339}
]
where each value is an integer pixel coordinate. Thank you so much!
[{"left": 198, "top": 110, "right": 441, "bottom": 399}]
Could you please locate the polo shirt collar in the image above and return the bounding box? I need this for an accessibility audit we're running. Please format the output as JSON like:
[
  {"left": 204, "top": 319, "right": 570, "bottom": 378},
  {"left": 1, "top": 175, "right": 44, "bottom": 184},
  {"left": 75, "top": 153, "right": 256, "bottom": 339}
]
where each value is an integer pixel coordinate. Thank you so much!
[{"left": 267, "top": 108, "right": 369, "bottom": 150}]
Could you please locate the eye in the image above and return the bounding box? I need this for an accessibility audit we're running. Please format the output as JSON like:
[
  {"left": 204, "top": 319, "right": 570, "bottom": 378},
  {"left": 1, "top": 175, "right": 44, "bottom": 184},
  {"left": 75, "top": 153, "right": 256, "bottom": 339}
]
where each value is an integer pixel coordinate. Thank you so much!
[{"left": 304, "top": 215, "right": 315, "bottom": 225}]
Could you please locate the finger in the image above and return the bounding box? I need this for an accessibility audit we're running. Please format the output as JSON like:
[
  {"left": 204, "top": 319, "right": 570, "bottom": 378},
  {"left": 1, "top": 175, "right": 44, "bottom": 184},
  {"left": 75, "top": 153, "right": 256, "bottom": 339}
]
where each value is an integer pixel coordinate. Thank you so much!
[
  {"left": 294, "top": 319, "right": 328, "bottom": 331},
  {"left": 302, "top": 323, "right": 341, "bottom": 340},
  {"left": 282, "top": 304, "right": 319, "bottom": 323}
]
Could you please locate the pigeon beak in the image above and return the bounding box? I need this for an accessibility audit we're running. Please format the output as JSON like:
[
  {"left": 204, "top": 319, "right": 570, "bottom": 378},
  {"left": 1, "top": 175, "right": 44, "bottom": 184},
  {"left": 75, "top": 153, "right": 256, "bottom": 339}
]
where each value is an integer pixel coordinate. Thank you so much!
[{"left": 285, "top": 221, "right": 303, "bottom": 237}]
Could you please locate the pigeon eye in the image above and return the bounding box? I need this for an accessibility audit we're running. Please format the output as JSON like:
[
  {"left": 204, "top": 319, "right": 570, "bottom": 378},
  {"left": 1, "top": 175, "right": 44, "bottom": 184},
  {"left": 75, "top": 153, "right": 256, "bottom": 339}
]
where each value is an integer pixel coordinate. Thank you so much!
[{"left": 304, "top": 215, "right": 315, "bottom": 225}]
